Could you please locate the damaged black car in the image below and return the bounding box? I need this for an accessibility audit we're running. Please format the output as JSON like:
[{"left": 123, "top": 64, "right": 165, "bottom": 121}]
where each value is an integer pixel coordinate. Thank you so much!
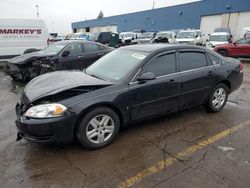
[
  {"left": 4, "top": 40, "right": 113, "bottom": 81},
  {"left": 16, "top": 44, "right": 243, "bottom": 149}
]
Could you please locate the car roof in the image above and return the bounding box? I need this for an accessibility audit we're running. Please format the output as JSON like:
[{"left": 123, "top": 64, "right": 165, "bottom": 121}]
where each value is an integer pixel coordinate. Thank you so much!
[
  {"left": 53, "top": 40, "right": 101, "bottom": 45},
  {"left": 120, "top": 44, "right": 206, "bottom": 53}
]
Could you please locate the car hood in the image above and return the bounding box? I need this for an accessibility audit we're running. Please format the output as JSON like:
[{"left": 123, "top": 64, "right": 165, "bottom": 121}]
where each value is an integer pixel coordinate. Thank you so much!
[
  {"left": 209, "top": 41, "right": 229, "bottom": 46},
  {"left": 215, "top": 43, "right": 234, "bottom": 48},
  {"left": 8, "top": 51, "right": 56, "bottom": 65},
  {"left": 24, "top": 71, "right": 113, "bottom": 102},
  {"left": 176, "top": 38, "right": 195, "bottom": 42}
]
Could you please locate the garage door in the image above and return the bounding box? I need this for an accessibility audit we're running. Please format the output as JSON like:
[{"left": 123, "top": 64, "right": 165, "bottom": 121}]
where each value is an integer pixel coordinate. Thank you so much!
[{"left": 200, "top": 14, "right": 222, "bottom": 38}]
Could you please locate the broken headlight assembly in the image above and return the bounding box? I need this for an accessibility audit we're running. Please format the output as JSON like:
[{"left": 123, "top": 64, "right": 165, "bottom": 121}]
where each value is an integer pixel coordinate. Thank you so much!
[{"left": 24, "top": 103, "right": 67, "bottom": 118}]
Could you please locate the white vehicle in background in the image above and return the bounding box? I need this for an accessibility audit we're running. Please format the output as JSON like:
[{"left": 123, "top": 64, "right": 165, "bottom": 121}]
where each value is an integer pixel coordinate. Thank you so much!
[
  {"left": 242, "top": 27, "right": 250, "bottom": 38},
  {"left": 206, "top": 32, "right": 231, "bottom": 49},
  {"left": 153, "top": 31, "right": 176, "bottom": 43},
  {"left": 0, "top": 19, "right": 48, "bottom": 60},
  {"left": 119, "top": 32, "right": 139, "bottom": 45},
  {"left": 138, "top": 32, "right": 156, "bottom": 44},
  {"left": 176, "top": 29, "right": 203, "bottom": 45}
]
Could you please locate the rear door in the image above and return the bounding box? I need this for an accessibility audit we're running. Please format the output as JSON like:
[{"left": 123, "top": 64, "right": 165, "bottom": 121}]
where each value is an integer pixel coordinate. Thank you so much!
[
  {"left": 130, "top": 51, "right": 181, "bottom": 121},
  {"left": 179, "top": 49, "right": 216, "bottom": 109},
  {"left": 81, "top": 43, "right": 105, "bottom": 69}
]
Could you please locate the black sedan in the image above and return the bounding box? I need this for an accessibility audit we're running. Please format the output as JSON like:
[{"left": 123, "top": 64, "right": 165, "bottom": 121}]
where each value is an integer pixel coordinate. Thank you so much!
[
  {"left": 16, "top": 44, "right": 243, "bottom": 149},
  {"left": 5, "top": 40, "right": 113, "bottom": 81}
]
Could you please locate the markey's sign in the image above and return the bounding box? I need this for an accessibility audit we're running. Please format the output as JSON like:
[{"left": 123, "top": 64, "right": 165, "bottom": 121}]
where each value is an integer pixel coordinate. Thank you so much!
[{"left": 0, "top": 29, "right": 42, "bottom": 34}]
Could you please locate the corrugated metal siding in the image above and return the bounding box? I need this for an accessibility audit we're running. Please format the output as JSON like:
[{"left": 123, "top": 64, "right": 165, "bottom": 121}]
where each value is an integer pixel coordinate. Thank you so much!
[{"left": 71, "top": 0, "right": 250, "bottom": 32}]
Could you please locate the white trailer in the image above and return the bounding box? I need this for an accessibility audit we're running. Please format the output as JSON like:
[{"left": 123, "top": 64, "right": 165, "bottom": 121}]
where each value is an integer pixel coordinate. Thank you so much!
[{"left": 0, "top": 19, "right": 48, "bottom": 61}]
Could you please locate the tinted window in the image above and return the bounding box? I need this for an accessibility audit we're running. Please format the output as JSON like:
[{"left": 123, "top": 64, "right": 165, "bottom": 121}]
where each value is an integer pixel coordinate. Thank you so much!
[
  {"left": 208, "top": 53, "right": 220, "bottom": 65},
  {"left": 64, "top": 43, "right": 82, "bottom": 55},
  {"left": 143, "top": 53, "right": 176, "bottom": 77},
  {"left": 84, "top": 43, "right": 99, "bottom": 52},
  {"left": 180, "top": 52, "right": 207, "bottom": 71}
]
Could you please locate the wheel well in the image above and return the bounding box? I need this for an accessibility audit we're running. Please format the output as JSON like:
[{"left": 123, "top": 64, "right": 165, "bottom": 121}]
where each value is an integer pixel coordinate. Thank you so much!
[
  {"left": 219, "top": 80, "right": 231, "bottom": 92},
  {"left": 74, "top": 103, "right": 124, "bottom": 138}
]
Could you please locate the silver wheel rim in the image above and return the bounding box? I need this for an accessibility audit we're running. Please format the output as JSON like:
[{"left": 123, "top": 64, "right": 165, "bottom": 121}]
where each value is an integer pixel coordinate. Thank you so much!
[
  {"left": 86, "top": 114, "right": 115, "bottom": 144},
  {"left": 212, "top": 88, "right": 226, "bottom": 109}
]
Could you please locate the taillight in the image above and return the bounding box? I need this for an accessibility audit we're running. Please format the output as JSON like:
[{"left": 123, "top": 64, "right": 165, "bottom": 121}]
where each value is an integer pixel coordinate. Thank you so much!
[{"left": 240, "top": 61, "right": 243, "bottom": 73}]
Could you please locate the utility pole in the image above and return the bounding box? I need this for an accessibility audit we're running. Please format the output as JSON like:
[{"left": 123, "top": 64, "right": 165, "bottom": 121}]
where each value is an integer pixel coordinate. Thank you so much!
[
  {"left": 52, "top": 22, "right": 54, "bottom": 33},
  {"left": 35, "top": 5, "right": 39, "bottom": 19}
]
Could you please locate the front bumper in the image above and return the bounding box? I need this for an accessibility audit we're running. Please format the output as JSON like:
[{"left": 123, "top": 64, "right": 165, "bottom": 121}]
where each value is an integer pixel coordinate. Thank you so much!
[{"left": 15, "top": 103, "right": 78, "bottom": 144}]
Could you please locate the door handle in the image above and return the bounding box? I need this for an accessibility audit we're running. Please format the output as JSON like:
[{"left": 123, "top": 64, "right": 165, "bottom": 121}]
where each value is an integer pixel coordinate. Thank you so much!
[
  {"left": 208, "top": 70, "right": 214, "bottom": 76},
  {"left": 169, "top": 79, "right": 175, "bottom": 86},
  {"left": 78, "top": 55, "right": 85, "bottom": 58},
  {"left": 98, "top": 53, "right": 104, "bottom": 56}
]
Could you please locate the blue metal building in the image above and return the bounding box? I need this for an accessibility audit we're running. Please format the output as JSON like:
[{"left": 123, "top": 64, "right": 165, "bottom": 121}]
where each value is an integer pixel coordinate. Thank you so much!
[{"left": 71, "top": 0, "right": 250, "bottom": 33}]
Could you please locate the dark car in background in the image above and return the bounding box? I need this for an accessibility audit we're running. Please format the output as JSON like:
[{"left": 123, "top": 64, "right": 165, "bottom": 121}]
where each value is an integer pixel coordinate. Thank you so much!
[
  {"left": 96, "top": 32, "right": 119, "bottom": 48},
  {"left": 214, "top": 36, "right": 250, "bottom": 58},
  {"left": 15, "top": 44, "right": 243, "bottom": 149},
  {"left": 4, "top": 40, "right": 113, "bottom": 81}
]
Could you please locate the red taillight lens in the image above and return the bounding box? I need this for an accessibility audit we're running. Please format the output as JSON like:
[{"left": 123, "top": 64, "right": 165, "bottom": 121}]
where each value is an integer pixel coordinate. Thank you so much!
[{"left": 240, "top": 61, "right": 243, "bottom": 73}]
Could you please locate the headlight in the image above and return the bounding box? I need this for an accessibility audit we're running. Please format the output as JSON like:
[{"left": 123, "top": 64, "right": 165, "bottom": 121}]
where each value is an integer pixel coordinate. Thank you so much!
[{"left": 25, "top": 103, "right": 67, "bottom": 118}]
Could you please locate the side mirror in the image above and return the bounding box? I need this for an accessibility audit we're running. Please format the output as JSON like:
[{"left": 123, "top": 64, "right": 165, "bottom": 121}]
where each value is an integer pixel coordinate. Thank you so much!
[
  {"left": 137, "top": 72, "right": 156, "bottom": 82},
  {"left": 233, "top": 42, "right": 237, "bottom": 45},
  {"left": 61, "top": 50, "right": 70, "bottom": 57},
  {"left": 206, "top": 39, "right": 209, "bottom": 42},
  {"left": 195, "top": 35, "right": 198, "bottom": 38}
]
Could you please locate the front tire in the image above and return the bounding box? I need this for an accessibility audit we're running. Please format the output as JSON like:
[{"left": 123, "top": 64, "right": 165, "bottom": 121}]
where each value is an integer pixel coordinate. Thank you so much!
[
  {"left": 204, "top": 83, "right": 229, "bottom": 113},
  {"left": 77, "top": 107, "right": 120, "bottom": 149}
]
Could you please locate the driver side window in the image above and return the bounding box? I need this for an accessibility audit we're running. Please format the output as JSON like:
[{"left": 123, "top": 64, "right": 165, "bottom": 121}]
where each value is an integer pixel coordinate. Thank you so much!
[
  {"left": 237, "top": 38, "right": 250, "bottom": 44},
  {"left": 142, "top": 52, "right": 176, "bottom": 77},
  {"left": 64, "top": 43, "right": 82, "bottom": 56}
]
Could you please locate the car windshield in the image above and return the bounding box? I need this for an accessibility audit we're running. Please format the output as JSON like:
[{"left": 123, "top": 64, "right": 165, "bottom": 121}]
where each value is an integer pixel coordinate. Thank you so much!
[
  {"left": 177, "top": 31, "right": 196, "bottom": 38},
  {"left": 209, "top": 35, "right": 228, "bottom": 42},
  {"left": 86, "top": 49, "right": 148, "bottom": 82},
  {"left": 155, "top": 32, "right": 172, "bottom": 38},
  {"left": 41, "top": 43, "right": 66, "bottom": 54}
]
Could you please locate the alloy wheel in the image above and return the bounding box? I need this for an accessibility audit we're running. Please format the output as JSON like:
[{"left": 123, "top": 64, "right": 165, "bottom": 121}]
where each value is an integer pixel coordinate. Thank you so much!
[
  {"left": 212, "top": 88, "right": 226, "bottom": 109},
  {"left": 86, "top": 114, "right": 115, "bottom": 144}
]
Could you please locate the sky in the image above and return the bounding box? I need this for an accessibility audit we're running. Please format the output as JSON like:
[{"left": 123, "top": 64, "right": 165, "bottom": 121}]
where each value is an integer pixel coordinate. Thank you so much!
[{"left": 0, "top": 0, "right": 200, "bottom": 33}]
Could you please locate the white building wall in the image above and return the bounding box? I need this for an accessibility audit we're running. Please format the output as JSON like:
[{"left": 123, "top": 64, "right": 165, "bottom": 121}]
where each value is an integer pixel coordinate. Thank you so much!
[{"left": 200, "top": 11, "right": 250, "bottom": 40}]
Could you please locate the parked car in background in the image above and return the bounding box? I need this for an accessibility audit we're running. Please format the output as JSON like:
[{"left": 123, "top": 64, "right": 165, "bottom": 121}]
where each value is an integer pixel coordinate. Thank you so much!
[
  {"left": 96, "top": 32, "right": 119, "bottom": 47},
  {"left": 0, "top": 19, "right": 48, "bottom": 60},
  {"left": 15, "top": 44, "right": 243, "bottom": 149},
  {"left": 4, "top": 41, "right": 113, "bottom": 81},
  {"left": 153, "top": 31, "right": 176, "bottom": 43},
  {"left": 214, "top": 36, "right": 250, "bottom": 58},
  {"left": 138, "top": 32, "right": 156, "bottom": 44},
  {"left": 176, "top": 29, "right": 203, "bottom": 45},
  {"left": 214, "top": 27, "right": 232, "bottom": 36},
  {"left": 55, "top": 34, "right": 67, "bottom": 41},
  {"left": 206, "top": 32, "right": 232, "bottom": 49},
  {"left": 119, "top": 32, "right": 139, "bottom": 45}
]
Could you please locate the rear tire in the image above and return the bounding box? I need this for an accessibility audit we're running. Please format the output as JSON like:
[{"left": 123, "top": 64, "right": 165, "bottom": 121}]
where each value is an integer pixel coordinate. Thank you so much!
[
  {"left": 76, "top": 107, "right": 120, "bottom": 149},
  {"left": 23, "top": 48, "right": 38, "bottom": 54},
  {"left": 218, "top": 50, "right": 228, "bottom": 57},
  {"left": 204, "top": 83, "right": 229, "bottom": 113}
]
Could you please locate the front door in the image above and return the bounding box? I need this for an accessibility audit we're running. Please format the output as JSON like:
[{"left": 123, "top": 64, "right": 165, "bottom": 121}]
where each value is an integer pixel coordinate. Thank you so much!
[
  {"left": 58, "top": 43, "right": 85, "bottom": 70},
  {"left": 129, "top": 51, "right": 181, "bottom": 121}
]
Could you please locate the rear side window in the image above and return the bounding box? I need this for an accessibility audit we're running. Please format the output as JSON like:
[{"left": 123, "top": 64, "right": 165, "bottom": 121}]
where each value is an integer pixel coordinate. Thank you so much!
[
  {"left": 207, "top": 53, "right": 220, "bottom": 65},
  {"left": 180, "top": 51, "right": 207, "bottom": 71},
  {"left": 84, "top": 43, "right": 99, "bottom": 52},
  {"left": 143, "top": 53, "right": 176, "bottom": 77}
]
